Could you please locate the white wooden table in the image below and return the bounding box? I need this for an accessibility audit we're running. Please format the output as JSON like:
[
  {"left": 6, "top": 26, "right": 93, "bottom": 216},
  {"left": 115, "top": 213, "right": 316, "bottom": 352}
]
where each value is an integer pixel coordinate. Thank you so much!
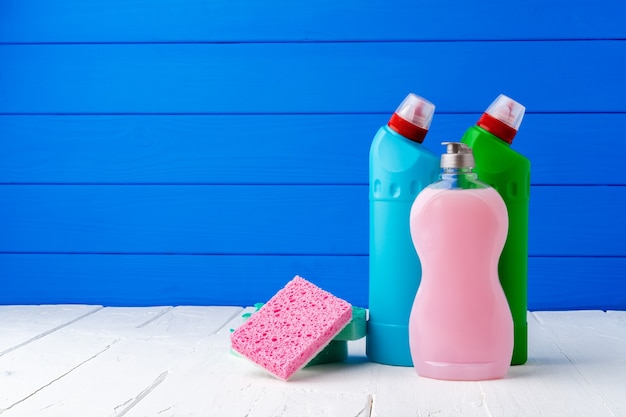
[{"left": 0, "top": 306, "right": 624, "bottom": 416}]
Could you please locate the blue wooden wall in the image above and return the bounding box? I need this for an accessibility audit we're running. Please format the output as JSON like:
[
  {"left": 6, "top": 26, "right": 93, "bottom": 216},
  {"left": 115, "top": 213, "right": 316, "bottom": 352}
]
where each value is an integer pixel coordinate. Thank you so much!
[{"left": 1, "top": 0, "right": 625, "bottom": 310}]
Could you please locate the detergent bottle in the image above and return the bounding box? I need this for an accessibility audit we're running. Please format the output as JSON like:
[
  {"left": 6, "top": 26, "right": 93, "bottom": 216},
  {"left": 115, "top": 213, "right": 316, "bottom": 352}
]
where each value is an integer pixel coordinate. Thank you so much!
[
  {"left": 461, "top": 94, "right": 530, "bottom": 365},
  {"left": 409, "top": 142, "right": 513, "bottom": 380},
  {"left": 367, "top": 93, "right": 439, "bottom": 366}
]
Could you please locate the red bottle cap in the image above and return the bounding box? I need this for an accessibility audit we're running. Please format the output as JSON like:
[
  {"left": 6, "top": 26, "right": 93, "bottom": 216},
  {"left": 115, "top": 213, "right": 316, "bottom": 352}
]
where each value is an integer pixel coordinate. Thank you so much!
[
  {"left": 387, "top": 94, "right": 435, "bottom": 143},
  {"left": 476, "top": 94, "right": 525, "bottom": 144}
]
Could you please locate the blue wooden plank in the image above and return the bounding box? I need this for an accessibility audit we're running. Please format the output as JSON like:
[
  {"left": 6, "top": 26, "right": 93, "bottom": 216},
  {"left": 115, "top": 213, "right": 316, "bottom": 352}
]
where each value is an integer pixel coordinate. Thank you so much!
[
  {"left": 528, "top": 257, "right": 626, "bottom": 311},
  {"left": 1, "top": 114, "right": 624, "bottom": 185},
  {"left": 0, "top": 185, "right": 368, "bottom": 255},
  {"left": 0, "top": 185, "right": 623, "bottom": 256},
  {"left": 0, "top": 254, "right": 623, "bottom": 310},
  {"left": 0, "top": 254, "right": 369, "bottom": 307},
  {"left": 529, "top": 185, "right": 626, "bottom": 257},
  {"left": 1, "top": 0, "right": 624, "bottom": 43},
  {"left": 1, "top": 41, "right": 625, "bottom": 114},
  {"left": 0, "top": 114, "right": 380, "bottom": 186}
]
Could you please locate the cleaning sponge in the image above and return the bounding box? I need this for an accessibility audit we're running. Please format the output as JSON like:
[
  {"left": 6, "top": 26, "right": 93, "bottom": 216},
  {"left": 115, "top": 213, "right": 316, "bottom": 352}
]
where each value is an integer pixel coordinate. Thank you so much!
[
  {"left": 231, "top": 275, "right": 352, "bottom": 380},
  {"left": 233, "top": 305, "right": 366, "bottom": 366}
]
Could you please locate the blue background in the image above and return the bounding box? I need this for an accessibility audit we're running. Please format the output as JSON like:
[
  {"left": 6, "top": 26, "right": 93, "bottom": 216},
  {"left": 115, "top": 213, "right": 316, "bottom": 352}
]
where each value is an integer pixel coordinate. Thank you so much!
[{"left": 1, "top": 0, "right": 625, "bottom": 310}]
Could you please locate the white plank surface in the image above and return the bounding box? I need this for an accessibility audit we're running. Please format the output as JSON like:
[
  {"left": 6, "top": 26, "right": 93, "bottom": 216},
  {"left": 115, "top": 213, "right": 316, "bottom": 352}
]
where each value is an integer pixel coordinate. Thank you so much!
[
  {"left": 0, "top": 306, "right": 242, "bottom": 416},
  {"left": 531, "top": 311, "right": 626, "bottom": 416},
  {"left": 0, "top": 307, "right": 624, "bottom": 417},
  {"left": 0, "top": 305, "right": 101, "bottom": 355}
]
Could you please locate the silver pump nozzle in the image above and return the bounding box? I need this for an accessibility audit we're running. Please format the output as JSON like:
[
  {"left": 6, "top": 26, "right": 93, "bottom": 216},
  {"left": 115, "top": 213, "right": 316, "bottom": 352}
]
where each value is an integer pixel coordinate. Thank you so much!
[{"left": 440, "top": 142, "right": 475, "bottom": 169}]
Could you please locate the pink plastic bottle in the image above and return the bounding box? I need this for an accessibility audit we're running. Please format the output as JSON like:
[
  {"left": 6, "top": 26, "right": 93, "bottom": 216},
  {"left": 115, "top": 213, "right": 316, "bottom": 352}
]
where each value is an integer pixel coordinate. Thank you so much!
[{"left": 408, "top": 142, "right": 513, "bottom": 381}]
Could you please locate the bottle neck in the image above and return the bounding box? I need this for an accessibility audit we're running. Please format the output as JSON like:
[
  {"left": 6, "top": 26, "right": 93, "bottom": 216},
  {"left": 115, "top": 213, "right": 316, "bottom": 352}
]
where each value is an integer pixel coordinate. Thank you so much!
[
  {"left": 441, "top": 167, "right": 477, "bottom": 178},
  {"left": 439, "top": 167, "right": 481, "bottom": 189}
]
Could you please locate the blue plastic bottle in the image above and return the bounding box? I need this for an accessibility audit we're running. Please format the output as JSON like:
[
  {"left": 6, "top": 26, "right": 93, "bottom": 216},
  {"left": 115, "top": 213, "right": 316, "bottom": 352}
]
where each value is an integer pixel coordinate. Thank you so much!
[{"left": 367, "top": 94, "right": 439, "bottom": 366}]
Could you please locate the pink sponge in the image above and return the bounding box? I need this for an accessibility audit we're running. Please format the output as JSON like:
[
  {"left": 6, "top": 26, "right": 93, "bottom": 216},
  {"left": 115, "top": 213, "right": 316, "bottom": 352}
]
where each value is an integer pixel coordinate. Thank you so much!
[{"left": 231, "top": 275, "right": 352, "bottom": 380}]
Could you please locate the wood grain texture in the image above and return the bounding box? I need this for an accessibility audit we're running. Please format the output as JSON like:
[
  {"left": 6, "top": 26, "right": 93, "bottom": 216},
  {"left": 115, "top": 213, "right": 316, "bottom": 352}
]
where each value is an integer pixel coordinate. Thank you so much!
[
  {"left": 463, "top": 312, "right": 626, "bottom": 417},
  {"left": 0, "top": 306, "right": 170, "bottom": 413},
  {"left": 531, "top": 311, "right": 626, "bottom": 416},
  {"left": 0, "top": 305, "right": 101, "bottom": 354},
  {"left": 1, "top": 0, "right": 625, "bottom": 43},
  {"left": 0, "top": 306, "right": 242, "bottom": 417},
  {"left": 2, "top": 307, "right": 625, "bottom": 416},
  {"left": 1, "top": 0, "right": 624, "bottom": 310},
  {"left": 528, "top": 257, "right": 626, "bottom": 311},
  {"left": 0, "top": 306, "right": 371, "bottom": 417},
  {"left": 1, "top": 41, "right": 625, "bottom": 114},
  {"left": 0, "top": 254, "right": 367, "bottom": 307},
  {"left": 1, "top": 114, "right": 625, "bottom": 185},
  {"left": 1, "top": 254, "right": 624, "bottom": 310},
  {"left": 0, "top": 185, "right": 623, "bottom": 256}
]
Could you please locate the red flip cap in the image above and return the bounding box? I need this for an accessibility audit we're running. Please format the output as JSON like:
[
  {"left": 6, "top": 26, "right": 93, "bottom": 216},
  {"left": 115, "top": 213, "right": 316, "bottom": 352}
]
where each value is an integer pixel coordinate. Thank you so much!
[
  {"left": 388, "top": 113, "right": 428, "bottom": 143},
  {"left": 477, "top": 94, "right": 525, "bottom": 144},
  {"left": 387, "top": 93, "right": 435, "bottom": 143},
  {"left": 477, "top": 112, "right": 518, "bottom": 144}
]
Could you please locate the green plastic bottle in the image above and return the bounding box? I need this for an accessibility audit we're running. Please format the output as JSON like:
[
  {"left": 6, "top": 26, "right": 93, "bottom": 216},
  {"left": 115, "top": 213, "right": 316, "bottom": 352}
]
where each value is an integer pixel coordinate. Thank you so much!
[{"left": 460, "top": 94, "right": 530, "bottom": 365}]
